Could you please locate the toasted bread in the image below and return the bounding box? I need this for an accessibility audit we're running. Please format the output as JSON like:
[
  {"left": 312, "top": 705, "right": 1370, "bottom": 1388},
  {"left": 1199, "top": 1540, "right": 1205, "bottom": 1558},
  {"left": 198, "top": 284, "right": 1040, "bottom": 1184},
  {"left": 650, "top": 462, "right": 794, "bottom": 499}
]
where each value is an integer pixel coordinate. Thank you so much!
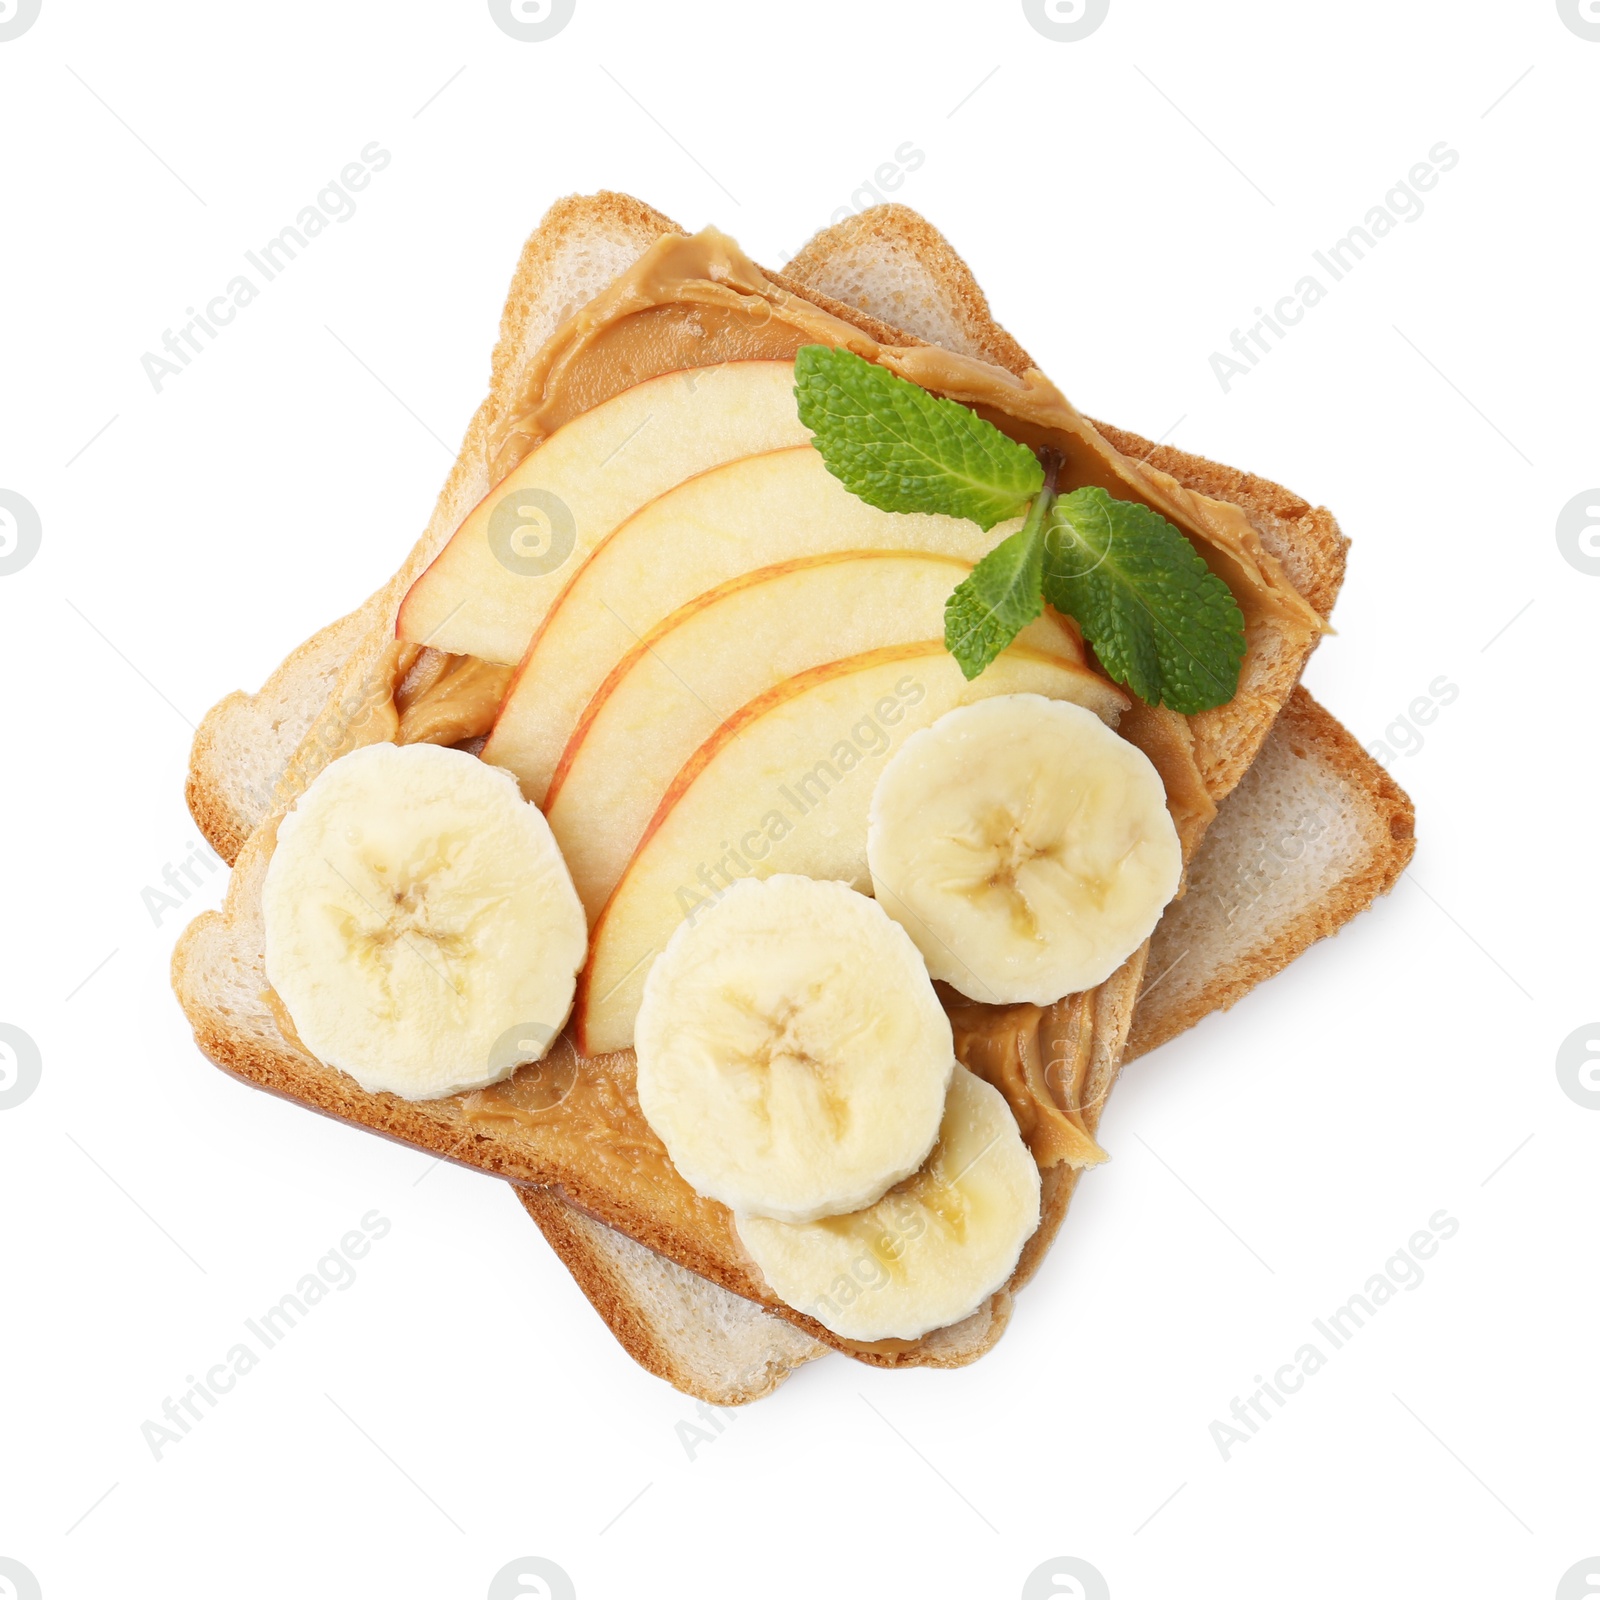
[{"left": 175, "top": 193, "right": 1383, "bottom": 1376}]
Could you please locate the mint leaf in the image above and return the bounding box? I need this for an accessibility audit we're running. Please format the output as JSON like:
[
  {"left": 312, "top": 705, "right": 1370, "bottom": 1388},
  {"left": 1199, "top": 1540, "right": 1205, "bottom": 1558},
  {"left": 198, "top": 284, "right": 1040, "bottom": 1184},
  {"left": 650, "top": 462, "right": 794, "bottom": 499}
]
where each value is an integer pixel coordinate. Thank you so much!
[
  {"left": 795, "top": 345, "right": 1043, "bottom": 530},
  {"left": 943, "top": 461, "right": 1058, "bottom": 680},
  {"left": 1042, "top": 487, "right": 1246, "bottom": 714},
  {"left": 945, "top": 522, "right": 1048, "bottom": 682}
]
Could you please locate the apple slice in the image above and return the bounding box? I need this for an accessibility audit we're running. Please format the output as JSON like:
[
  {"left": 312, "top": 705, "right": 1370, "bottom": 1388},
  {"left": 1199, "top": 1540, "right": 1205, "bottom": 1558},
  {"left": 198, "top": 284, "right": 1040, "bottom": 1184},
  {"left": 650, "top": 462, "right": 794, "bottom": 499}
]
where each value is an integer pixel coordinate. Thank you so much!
[
  {"left": 574, "top": 642, "right": 1128, "bottom": 1056},
  {"left": 396, "top": 361, "right": 810, "bottom": 664},
  {"left": 483, "top": 445, "right": 1031, "bottom": 806},
  {"left": 540, "top": 551, "right": 1094, "bottom": 923}
]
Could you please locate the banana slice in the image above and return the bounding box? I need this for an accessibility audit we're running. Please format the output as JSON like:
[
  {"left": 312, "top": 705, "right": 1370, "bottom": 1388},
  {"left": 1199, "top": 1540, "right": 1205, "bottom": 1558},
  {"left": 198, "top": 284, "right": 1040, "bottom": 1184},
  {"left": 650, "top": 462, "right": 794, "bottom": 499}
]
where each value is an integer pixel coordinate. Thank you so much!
[
  {"left": 263, "top": 743, "right": 587, "bottom": 1101},
  {"left": 634, "top": 875, "right": 954, "bottom": 1223},
  {"left": 737, "top": 1065, "right": 1041, "bottom": 1341},
  {"left": 867, "top": 694, "right": 1182, "bottom": 1005}
]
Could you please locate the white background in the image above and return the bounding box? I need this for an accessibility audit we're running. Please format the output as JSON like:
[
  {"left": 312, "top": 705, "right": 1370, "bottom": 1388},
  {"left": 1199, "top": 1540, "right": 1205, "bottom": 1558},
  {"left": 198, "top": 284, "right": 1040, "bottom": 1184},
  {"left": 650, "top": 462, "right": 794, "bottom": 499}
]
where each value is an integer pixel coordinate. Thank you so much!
[{"left": 2, "top": 2, "right": 1595, "bottom": 1597}]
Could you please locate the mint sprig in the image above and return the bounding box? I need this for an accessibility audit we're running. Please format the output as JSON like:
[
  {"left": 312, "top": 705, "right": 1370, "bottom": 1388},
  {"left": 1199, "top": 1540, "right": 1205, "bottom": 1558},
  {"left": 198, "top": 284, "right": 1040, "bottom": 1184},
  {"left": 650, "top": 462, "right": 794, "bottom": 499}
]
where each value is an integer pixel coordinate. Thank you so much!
[
  {"left": 794, "top": 343, "right": 1042, "bottom": 530},
  {"left": 796, "top": 345, "right": 1247, "bottom": 712}
]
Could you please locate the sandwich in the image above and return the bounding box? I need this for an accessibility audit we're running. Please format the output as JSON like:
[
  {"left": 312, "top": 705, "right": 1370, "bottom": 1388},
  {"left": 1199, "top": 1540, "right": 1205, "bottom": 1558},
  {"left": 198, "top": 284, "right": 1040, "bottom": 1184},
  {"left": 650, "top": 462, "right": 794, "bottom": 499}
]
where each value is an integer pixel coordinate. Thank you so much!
[{"left": 175, "top": 193, "right": 1414, "bottom": 1399}]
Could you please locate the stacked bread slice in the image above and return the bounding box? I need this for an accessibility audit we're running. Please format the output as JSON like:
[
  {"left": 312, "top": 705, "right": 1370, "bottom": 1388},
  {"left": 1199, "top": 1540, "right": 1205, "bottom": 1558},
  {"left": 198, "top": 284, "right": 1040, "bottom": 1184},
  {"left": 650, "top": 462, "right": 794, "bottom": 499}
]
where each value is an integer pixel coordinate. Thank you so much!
[{"left": 176, "top": 194, "right": 1413, "bottom": 1400}]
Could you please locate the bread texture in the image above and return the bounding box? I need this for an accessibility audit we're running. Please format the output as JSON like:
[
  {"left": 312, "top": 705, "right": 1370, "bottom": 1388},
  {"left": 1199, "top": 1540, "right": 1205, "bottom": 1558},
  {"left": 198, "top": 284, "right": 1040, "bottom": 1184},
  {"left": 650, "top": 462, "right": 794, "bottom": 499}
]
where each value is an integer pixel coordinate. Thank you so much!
[
  {"left": 176, "top": 194, "right": 1405, "bottom": 1394},
  {"left": 1126, "top": 687, "right": 1414, "bottom": 1058}
]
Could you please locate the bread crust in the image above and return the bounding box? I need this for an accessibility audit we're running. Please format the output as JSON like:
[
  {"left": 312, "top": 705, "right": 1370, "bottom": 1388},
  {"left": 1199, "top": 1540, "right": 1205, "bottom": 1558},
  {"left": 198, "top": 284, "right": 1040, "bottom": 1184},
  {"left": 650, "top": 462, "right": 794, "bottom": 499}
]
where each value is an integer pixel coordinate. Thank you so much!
[
  {"left": 517, "top": 1186, "right": 827, "bottom": 1403},
  {"left": 1125, "top": 687, "right": 1415, "bottom": 1060},
  {"left": 783, "top": 205, "right": 1037, "bottom": 377},
  {"left": 187, "top": 598, "right": 382, "bottom": 865}
]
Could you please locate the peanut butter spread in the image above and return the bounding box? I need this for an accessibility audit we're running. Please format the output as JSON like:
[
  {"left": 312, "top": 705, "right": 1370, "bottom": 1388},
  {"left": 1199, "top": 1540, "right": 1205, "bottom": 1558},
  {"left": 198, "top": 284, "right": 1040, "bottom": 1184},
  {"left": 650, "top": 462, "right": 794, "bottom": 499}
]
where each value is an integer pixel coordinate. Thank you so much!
[
  {"left": 308, "top": 639, "right": 417, "bottom": 774},
  {"left": 945, "top": 990, "right": 1108, "bottom": 1169},
  {"left": 341, "top": 225, "right": 1323, "bottom": 1337},
  {"left": 464, "top": 1036, "right": 740, "bottom": 1257},
  {"left": 394, "top": 650, "right": 514, "bottom": 747}
]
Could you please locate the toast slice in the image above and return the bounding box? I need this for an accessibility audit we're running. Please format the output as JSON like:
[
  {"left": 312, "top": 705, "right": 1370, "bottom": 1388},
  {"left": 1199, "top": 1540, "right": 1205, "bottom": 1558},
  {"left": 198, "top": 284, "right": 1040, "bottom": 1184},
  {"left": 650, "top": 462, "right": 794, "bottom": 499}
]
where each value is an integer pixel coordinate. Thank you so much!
[
  {"left": 515, "top": 687, "right": 1414, "bottom": 1402},
  {"left": 175, "top": 194, "right": 1356, "bottom": 1371}
]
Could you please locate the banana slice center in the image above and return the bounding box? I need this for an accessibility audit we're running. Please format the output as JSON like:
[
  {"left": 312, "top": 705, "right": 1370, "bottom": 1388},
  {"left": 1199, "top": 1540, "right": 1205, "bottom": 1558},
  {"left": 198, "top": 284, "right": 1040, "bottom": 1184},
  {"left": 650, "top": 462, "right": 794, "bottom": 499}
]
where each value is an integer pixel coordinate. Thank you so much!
[
  {"left": 333, "top": 834, "right": 495, "bottom": 1006},
  {"left": 729, "top": 987, "right": 852, "bottom": 1144},
  {"left": 941, "top": 783, "right": 1117, "bottom": 944}
]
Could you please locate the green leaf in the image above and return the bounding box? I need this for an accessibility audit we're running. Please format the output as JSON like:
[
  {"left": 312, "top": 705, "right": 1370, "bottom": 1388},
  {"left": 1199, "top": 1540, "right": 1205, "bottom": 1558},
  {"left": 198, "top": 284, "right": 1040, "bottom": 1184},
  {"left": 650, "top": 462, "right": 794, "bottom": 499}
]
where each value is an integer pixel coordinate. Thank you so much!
[
  {"left": 794, "top": 345, "right": 1043, "bottom": 530},
  {"left": 1042, "top": 487, "right": 1247, "bottom": 714},
  {"left": 944, "top": 504, "right": 1048, "bottom": 680}
]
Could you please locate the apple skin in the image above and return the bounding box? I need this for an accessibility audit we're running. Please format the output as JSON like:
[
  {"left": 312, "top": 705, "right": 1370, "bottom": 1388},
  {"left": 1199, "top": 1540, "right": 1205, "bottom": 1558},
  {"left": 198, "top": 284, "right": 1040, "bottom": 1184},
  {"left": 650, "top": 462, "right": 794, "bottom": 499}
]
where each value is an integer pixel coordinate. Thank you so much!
[
  {"left": 483, "top": 445, "right": 1038, "bottom": 805},
  {"left": 396, "top": 360, "right": 808, "bottom": 665},
  {"left": 574, "top": 641, "right": 1127, "bottom": 1056},
  {"left": 538, "top": 550, "right": 1090, "bottom": 924}
]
